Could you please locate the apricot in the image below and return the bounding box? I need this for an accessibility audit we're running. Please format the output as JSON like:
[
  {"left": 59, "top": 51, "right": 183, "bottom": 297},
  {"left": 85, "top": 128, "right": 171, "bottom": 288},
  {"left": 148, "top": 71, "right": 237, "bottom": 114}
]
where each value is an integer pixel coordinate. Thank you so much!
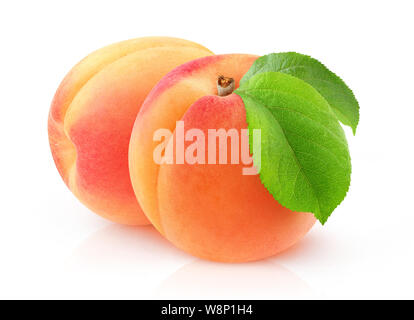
[
  {"left": 48, "top": 37, "right": 213, "bottom": 225},
  {"left": 129, "top": 54, "right": 316, "bottom": 262}
]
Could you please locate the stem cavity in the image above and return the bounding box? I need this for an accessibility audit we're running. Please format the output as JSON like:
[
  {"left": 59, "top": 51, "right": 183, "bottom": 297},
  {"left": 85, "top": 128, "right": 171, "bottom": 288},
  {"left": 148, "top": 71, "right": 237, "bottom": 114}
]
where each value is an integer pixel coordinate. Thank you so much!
[{"left": 217, "top": 75, "right": 235, "bottom": 96}]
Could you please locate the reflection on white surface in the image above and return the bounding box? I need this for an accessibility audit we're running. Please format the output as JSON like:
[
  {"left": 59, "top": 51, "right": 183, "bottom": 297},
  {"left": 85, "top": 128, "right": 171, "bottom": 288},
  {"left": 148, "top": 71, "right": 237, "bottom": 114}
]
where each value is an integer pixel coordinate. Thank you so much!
[
  {"left": 154, "top": 259, "right": 312, "bottom": 299},
  {"left": 65, "top": 223, "right": 313, "bottom": 299},
  {"left": 66, "top": 224, "right": 193, "bottom": 272}
]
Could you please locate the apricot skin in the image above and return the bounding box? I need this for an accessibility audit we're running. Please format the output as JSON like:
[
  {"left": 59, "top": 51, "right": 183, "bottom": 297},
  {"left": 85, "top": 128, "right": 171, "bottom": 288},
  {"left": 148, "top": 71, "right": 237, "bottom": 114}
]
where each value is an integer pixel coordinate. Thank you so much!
[
  {"left": 129, "top": 54, "right": 316, "bottom": 262},
  {"left": 48, "top": 37, "right": 213, "bottom": 225}
]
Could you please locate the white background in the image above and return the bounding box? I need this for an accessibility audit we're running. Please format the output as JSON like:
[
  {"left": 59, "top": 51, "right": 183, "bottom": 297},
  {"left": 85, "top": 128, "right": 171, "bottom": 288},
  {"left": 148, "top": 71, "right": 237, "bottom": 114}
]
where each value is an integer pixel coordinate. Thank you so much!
[{"left": 1, "top": 0, "right": 413, "bottom": 299}]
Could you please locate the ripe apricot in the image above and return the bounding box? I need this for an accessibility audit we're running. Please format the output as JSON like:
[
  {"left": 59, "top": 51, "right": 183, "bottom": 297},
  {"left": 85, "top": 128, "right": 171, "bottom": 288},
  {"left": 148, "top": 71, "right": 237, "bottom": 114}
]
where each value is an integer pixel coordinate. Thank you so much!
[
  {"left": 129, "top": 54, "right": 316, "bottom": 262},
  {"left": 48, "top": 37, "right": 213, "bottom": 224}
]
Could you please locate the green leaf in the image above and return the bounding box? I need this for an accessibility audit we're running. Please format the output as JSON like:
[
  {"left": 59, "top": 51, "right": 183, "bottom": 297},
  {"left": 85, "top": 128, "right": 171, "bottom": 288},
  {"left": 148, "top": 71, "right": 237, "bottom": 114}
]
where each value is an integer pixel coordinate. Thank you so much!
[
  {"left": 240, "top": 53, "right": 359, "bottom": 134},
  {"left": 235, "top": 72, "right": 351, "bottom": 224}
]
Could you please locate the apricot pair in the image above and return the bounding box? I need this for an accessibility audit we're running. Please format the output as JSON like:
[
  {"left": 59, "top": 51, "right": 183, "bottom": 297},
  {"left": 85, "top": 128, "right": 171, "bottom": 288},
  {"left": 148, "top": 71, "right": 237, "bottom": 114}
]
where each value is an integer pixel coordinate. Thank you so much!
[{"left": 48, "top": 37, "right": 315, "bottom": 262}]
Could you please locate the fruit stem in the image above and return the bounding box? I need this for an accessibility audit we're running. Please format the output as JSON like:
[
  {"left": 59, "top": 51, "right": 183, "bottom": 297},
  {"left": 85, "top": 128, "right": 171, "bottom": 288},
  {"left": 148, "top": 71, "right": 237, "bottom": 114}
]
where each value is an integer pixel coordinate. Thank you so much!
[{"left": 217, "top": 75, "right": 235, "bottom": 96}]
